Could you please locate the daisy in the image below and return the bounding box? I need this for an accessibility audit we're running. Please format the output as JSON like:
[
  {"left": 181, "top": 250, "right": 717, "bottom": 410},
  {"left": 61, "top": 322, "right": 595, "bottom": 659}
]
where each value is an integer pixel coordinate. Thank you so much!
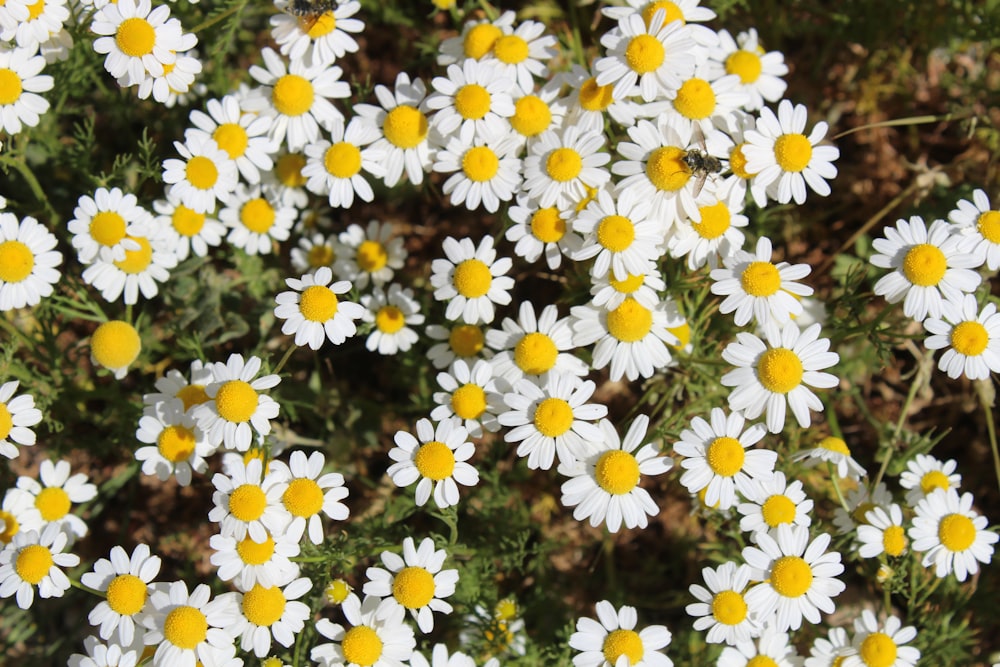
[
  {"left": 364, "top": 537, "right": 459, "bottom": 634},
  {"left": 791, "top": 436, "right": 867, "bottom": 481},
  {"left": 487, "top": 300, "right": 588, "bottom": 383},
  {"left": 481, "top": 16, "right": 558, "bottom": 94},
  {"left": 140, "top": 580, "right": 241, "bottom": 667},
  {"left": 210, "top": 528, "right": 301, "bottom": 591},
  {"left": 505, "top": 194, "right": 583, "bottom": 270},
  {"left": 716, "top": 110, "right": 768, "bottom": 207},
  {"left": 89, "top": 319, "right": 142, "bottom": 380},
  {"left": 716, "top": 625, "right": 802, "bottom": 667},
  {"left": 233, "top": 576, "right": 312, "bottom": 657},
  {"left": 667, "top": 188, "right": 749, "bottom": 270},
  {"left": 507, "top": 81, "right": 565, "bottom": 148},
  {"left": 673, "top": 407, "right": 775, "bottom": 510},
  {"left": 270, "top": 0, "right": 363, "bottom": 67},
  {"left": 196, "top": 353, "right": 282, "bottom": 452},
  {"left": 742, "top": 524, "right": 846, "bottom": 632},
  {"left": 333, "top": 219, "right": 406, "bottom": 290},
  {"left": 521, "top": 125, "right": 611, "bottom": 209},
  {"left": 857, "top": 504, "right": 909, "bottom": 559},
  {"left": 436, "top": 10, "right": 514, "bottom": 65},
  {"left": 311, "top": 594, "right": 416, "bottom": 667},
  {"left": 899, "top": 453, "right": 961, "bottom": 507},
  {"left": 302, "top": 117, "right": 386, "bottom": 208},
  {"left": 0, "top": 0, "right": 28, "bottom": 34},
  {"left": 721, "top": 321, "right": 840, "bottom": 433},
  {"left": 90, "top": 0, "right": 186, "bottom": 86},
  {"left": 0, "top": 380, "right": 41, "bottom": 460},
  {"left": 361, "top": 283, "right": 424, "bottom": 355},
  {"left": 220, "top": 184, "right": 296, "bottom": 256},
  {"left": 14, "top": 458, "right": 97, "bottom": 540},
  {"left": 264, "top": 150, "right": 310, "bottom": 208},
  {"left": 185, "top": 93, "right": 277, "bottom": 184},
  {"left": 142, "top": 359, "right": 213, "bottom": 417},
  {"left": 499, "top": 372, "right": 607, "bottom": 470},
  {"left": 600, "top": 0, "right": 718, "bottom": 40},
  {"left": 660, "top": 74, "right": 747, "bottom": 138},
  {"left": 710, "top": 236, "right": 814, "bottom": 327},
  {"left": 923, "top": 293, "right": 1000, "bottom": 380},
  {"left": 0, "top": 523, "right": 79, "bottom": 609},
  {"left": 805, "top": 626, "right": 852, "bottom": 667},
  {"left": 244, "top": 47, "right": 349, "bottom": 151},
  {"left": 908, "top": 487, "right": 998, "bottom": 582},
  {"left": 267, "top": 450, "right": 349, "bottom": 545},
  {"left": 559, "top": 414, "right": 672, "bottom": 532},
  {"left": 81, "top": 224, "right": 178, "bottom": 305},
  {"left": 685, "top": 561, "right": 760, "bottom": 646},
  {"left": 560, "top": 63, "right": 645, "bottom": 133},
  {"left": 426, "top": 59, "right": 515, "bottom": 145},
  {"left": 870, "top": 216, "right": 982, "bottom": 322},
  {"left": 80, "top": 544, "right": 161, "bottom": 646},
  {"left": 135, "top": 400, "right": 213, "bottom": 486},
  {"left": 842, "top": 610, "right": 920, "bottom": 667},
  {"left": 736, "top": 470, "right": 814, "bottom": 540},
  {"left": 707, "top": 28, "right": 788, "bottom": 112},
  {"left": 162, "top": 133, "right": 240, "bottom": 214},
  {"left": 274, "top": 266, "right": 365, "bottom": 349},
  {"left": 569, "top": 599, "right": 673, "bottom": 667},
  {"left": 432, "top": 130, "right": 523, "bottom": 213},
  {"left": 387, "top": 417, "right": 479, "bottom": 509},
  {"left": 595, "top": 8, "right": 697, "bottom": 102},
  {"left": 573, "top": 187, "right": 666, "bottom": 281},
  {"left": 68, "top": 187, "right": 150, "bottom": 264},
  {"left": 0, "top": 46, "right": 53, "bottom": 135},
  {"left": 743, "top": 99, "right": 840, "bottom": 205},
  {"left": 410, "top": 644, "right": 477, "bottom": 667},
  {"left": 68, "top": 636, "right": 141, "bottom": 667},
  {"left": 430, "top": 235, "right": 515, "bottom": 325},
  {"left": 131, "top": 46, "right": 202, "bottom": 104},
  {"left": 948, "top": 187, "right": 1000, "bottom": 270},
  {"left": 208, "top": 457, "right": 290, "bottom": 542},
  {"left": 290, "top": 232, "right": 340, "bottom": 275},
  {"left": 0, "top": 485, "right": 43, "bottom": 547},
  {"left": 425, "top": 322, "right": 493, "bottom": 370},
  {"left": 152, "top": 195, "right": 224, "bottom": 262},
  {"left": 431, "top": 359, "right": 504, "bottom": 437},
  {"left": 831, "top": 482, "right": 893, "bottom": 535}
]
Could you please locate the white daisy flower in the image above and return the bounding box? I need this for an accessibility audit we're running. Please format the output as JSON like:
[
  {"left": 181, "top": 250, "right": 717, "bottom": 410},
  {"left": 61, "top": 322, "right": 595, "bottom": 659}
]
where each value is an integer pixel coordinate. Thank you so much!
[
  {"left": 0, "top": 46, "right": 53, "bottom": 135},
  {"left": 410, "top": 644, "right": 477, "bottom": 667},
  {"left": 508, "top": 80, "right": 565, "bottom": 148},
  {"left": 600, "top": 0, "right": 718, "bottom": 40},
  {"left": 559, "top": 414, "right": 672, "bottom": 532},
  {"left": 743, "top": 99, "right": 840, "bottom": 205},
  {"left": 142, "top": 359, "right": 213, "bottom": 417},
  {"left": 706, "top": 28, "right": 788, "bottom": 112},
  {"left": 208, "top": 457, "right": 290, "bottom": 542},
  {"left": 433, "top": 130, "right": 522, "bottom": 213},
  {"left": 361, "top": 283, "right": 424, "bottom": 355},
  {"left": 710, "top": 236, "right": 813, "bottom": 327},
  {"left": 364, "top": 537, "right": 459, "bottom": 634},
  {"left": 270, "top": 0, "right": 363, "bottom": 67},
  {"left": 90, "top": 0, "right": 186, "bottom": 86},
  {"left": 790, "top": 436, "right": 867, "bottom": 481},
  {"left": 667, "top": 188, "right": 748, "bottom": 270},
  {"left": 233, "top": 576, "right": 312, "bottom": 657},
  {"left": 303, "top": 118, "right": 386, "bottom": 208},
  {"left": 716, "top": 624, "right": 802, "bottom": 667},
  {"left": 152, "top": 195, "right": 224, "bottom": 262},
  {"left": 430, "top": 235, "right": 514, "bottom": 325},
  {"left": 311, "top": 594, "right": 416, "bottom": 667},
  {"left": 673, "top": 407, "right": 775, "bottom": 511},
  {"left": 426, "top": 59, "right": 515, "bottom": 145},
  {"left": 923, "top": 293, "right": 1000, "bottom": 380},
  {"left": 197, "top": 353, "right": 281, "bottom": 452},
  {"left": 569, "top": 599, "right": 673, "bottom": 667},
  {"left": 244, "top": 47, "right": 349, "bottom": 152},
  {"left": 274, "top": 266, "right": 365, "bottom": 350},
  {"left": 0, "top": 379, "right": 41, "bottom": 460},
  {"left": 0, "top": 486, "right": 43, "bottom": 548},
  {"left": 831, "top": 482, "right": 893, "bottom": 536},
  {"left": 81, "top": 223, "right": 178, "bottom": 305},
  {"left": 0, "top": 0, "right": 29, "bottom": 34},
  {"left": 290, "top": 231, "right": 340, "bottom": 275},
  {"left": 716, "top": 110, "right": 768, "bottom": 207},
  {"left": 0, "top": 522, "right": 79, "bottom": 609},
  {"left": 333, "top": 219, "right": 406, "bottom": 290},
  {"left": 857, "top": 503, "right": 909, "bottom": 559},
  {"left": 521, "top": 125, "right": 611, "bottom": 209},
  {"left": 573, "top": 187, "right": 666, "bottom": 281},
  {"left": 899, "top": 453, "right": 961, "bottom": 507},
  {"left": 220, "top": 184, "right": 296, "bottom": 256},
  {"left": 842, "top": 610, "right": 920, "bottom": 667},
  {"left": 387, "top": 417, "right": 479, "bottom": 509},
  {"left": 68, "top": 187, "right": 149, "bottom": 264},
  {"left": 13, "top": 458, "right": 97, "bottom": 540},
  {"left": 80, "top": 543, "right": 161, "bottom": 646},
  {"left": 68, "top": 636, "right": 141, "bottom": 667},
  {"left": 479, "top": 16, "right": 558, "bottom": 94},
  {"left": 721, "top": 321, "right": 840, "bottom": 433},
  {"left": 908, "top": 487, "right": 998, "bottom": 582},
  {"left": 130, "top": 46, "right": 202, "bottom": 104},
  {"left": 487, "top": 300, "right": 588, "bottom": 384},
  {"left": 425, "top": 322, "right": 493, "bottom": 370},
  {"left": 559, "top": 63, "right": 645, "bottom": 133},
  {"left": 505, "top": 194, "right": 583, "bottom": 270},
  {"left": 135, "top": 400, "right": 212, "bottom": 486},
  {"left": 685, "top": 561, "right": 760, "bottom": 646},
  {"left": 948, "top": 187, "right": 1000, "bottom": 270},
  {"left": 805, "top": 626, "right": 852, "bottom": 667},
  {"left": 162, "top": 133, "right": 240, "bottom": 214},
  {"left": 742, "top": 524, "right": 846, "bottom": 632},
  {"left": 660, "top": 73, "right": 748, "bottom": 138},
  {"left": 210, "top": 528, "right": 300, "bottom": 591},
  {"left": 89, "top": 319, "right": 142, "bottom": 380},
  {"left": 436, "top": 10, "right": 515, "bottom": 65},
  {"left": 264, "top": 150, "right": 310, "bottom": 208},
  {"left": 268, "top": 450, "right": 349, "bottom": 545},
  {"left": 870, "top": 215, "right": 982, "bottom": 322},
  {"left": 736, "top": 470, "right": 813, "bottom": 540},
  {"left": 185, "top": 93, "right": 277, "bottom": 184},
  {"left": 140, "top": 580, "right": 240, "bottom": 667},
  {"left": 431, "top": 359, "right": 505, "bottom": 438},
  {"left": 588, "top": 262, "right": 666, "bottom": 313}
]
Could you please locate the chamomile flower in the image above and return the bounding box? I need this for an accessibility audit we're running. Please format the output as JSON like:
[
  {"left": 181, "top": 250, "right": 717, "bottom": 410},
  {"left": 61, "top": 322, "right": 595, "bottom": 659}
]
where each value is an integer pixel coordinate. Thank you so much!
[
  {"left": 387, "top": 417, "right": 479, "bottom": 509},
  {"left": 210, "top": 528, "right": 301, "bottom": 591},
  {"left": 410, "top": 644, "right": 476, "bottom": 667},
  {"left": 311, "top": 594, "right": 416, "bottom": 667},
  {"left": 673, "top": 407, "right": 775, "bottom": 511},
  {"left": 710, "top": 236, "right": 813, "bottom": 327},
  {"left": 791, "top": 436, "right": 867, "bottom": 481},
  {"left": 141, "top": 580, "right": 241, "bottom": 667},
  {"left": 716, "top": 110, "right": 767, "bottom": 207},
  {"left": 707, "top": 29, "right": 788, "bottom": 112},
  {"left": 268, "top": 450, "right": 349, "bottom": 545},
  {"left": 667, "top": 189, "right": 748, "bottom": 270},
  {"left": 0, "top": 486, "right": 42, "bottom": 547},
  {"left": 333, "top": 220, "right": 406, "bottom": 290},
  {"left": 0, "top": 380, "right": 41, "bottom": 459},
  {"left": 948, "top": 188, "right": 1000, "bottom": 270},
  {"left": 436, "top": 10, "right": 515, "bottom": 66},
  {"left": 431, "top": 359, "right": 504, "bottom": 437},
  {"left": 220, "top": 184, "right": 296, "bottom": 256},
  {"left": 736, "top": 470, "right": 814, "bottom": 540},
  {"left": 186, "top": 94, "right": 277, "bottom": 184},
  {"left": 135, "top": 400, "right": 212, "bottom": 486},
  {"left": 90, "top": 0, "right": 186, "bottom": 86},
  {"left": 573, "top": 187, "right": 665, "bottom": 281},
  {"left": 588, "top": 263, "right": 665, "bottom": 313},
  {"left": 923, "top": 293, "right": 1000, "bottom": 380},
  {"left": 433, "top": 130, "right": 523, "bottom": 213},
  {"left": 721, "top": 321, "right": 840, "bottom": 434},
  {"left": 0, "top": 522, "right": 79, "bottom": 609},
  {"left": 505, "top": 194, "right": 583, "bottom": 270},
  {"left": 521, "top": 126, "right": 611, "bottom": 209},
  {"left": 361, "top": 283, "right": 424, "bottom": 355},
  {"left": 600, "top": 0, "right": 718, "bottom": 40},
  {"left": 274, "top": 266, "right": 365, "bottom": 349},
  {"left": 831, "top": 482, "right": 893, "bottom": 536},
  {"left": 162, "top": 134, "right": 240, "bottom": 214},
  {"left": 569, "top": 599, "right": 674, "bottom": 667},
  {"left": 0, "top": 0, "right": 28, "bottom": 34},
  {"left": 661, "top": 74, "right": 747, "bottom": 138},
  {"left": 197, "top": 353, "right": 281, "bottom": 452},
  {"left": 559, "top": 414, "right": 672, "bottom": 532},
  {"left": 743, "top": 99, "right": 839, "bottom": 205},
  {"left": 842, "top": 611, "right": 920, "bottom": 667},
  {"left": 716, "top": 625, "right": 802, "bottom": 667},
  {"left": 425, "top": 322, "right": 493, "bottom": 370},
  {"left": 152, "top": 195, "right": 225, "bottom": 261},
  {"left": 81, "top": 224, "right": 178, "bottom": 305},
  {"left": 364, "top": 537, "right": 459, "bottom": 634},
  {"left": 81, "top": 544, "right": 161, "bottom": 646},
  {"left": 871, "top": 216, "right": 982, "bottom": 322},
  {"left": 742, "top": 525, "right": 846, "bottom": 632},
  {"left": 426, "top": 59, "right": 515, "bottom": 145},
  {"left": 270, "top": 0, "right": 363, "bottom": 67},
  {"left": 265, "top": 150, "right": 310, "bottom": 208},
  {"left": 68, "top": 636, "right": 141, "bottom": 667},
  {"left": 208, "top": 457, "right": 290, "bottom": 542},
  {"left": 507, "top": 81, "right": 565, "bottom": 148},
  {"left": 68, "top": 187, "right": 149, "bottom": 264},
  {"left": 430, "top": 236, "right": 514, "bottom": 325},
  {"left": 685, "top": 561, "right": 760, "bottom": 646},
  {"left": 0, "top": 46, "right": 53, "bottom": 135},
  {"left": 487, "top": 301, "right": 588, "bottom": 383},
  {"left": 908, "top": 487, "right": 998, "bottom": 582},
  {"left": 233, "top": 577, "right": 312, "bottom": 657},
  {"left": 560, "top": 64, "right": 644, "bottom": 133},
  {"left": 290, "top": 232, "right": 340, "bottom": 275},
  {"left": 899, "top": 454, "right": 961, "bottom": 507},
  {"left": 302, "top": 118, "right": 386, "bottom": 208},
  {"left": 90, "top": 320, "right": 142, "bottom": 380},
  {"left": 805, "top": 626, "right": 852, "bottom": 667},
  {"left": 131, "top": 47, "right": 202, "bottom": 104},
  {"left": 14, "top": 458, "right": 97, "bottom": 540},
  {"left": 481, "top": 17, "right": 558, "bottom": 94},
  {"left": 142, "top": 359, "right": 213, "bottom": 417},
  {"left": 857, "top": 504, "right": 909, "bottom": 559}
]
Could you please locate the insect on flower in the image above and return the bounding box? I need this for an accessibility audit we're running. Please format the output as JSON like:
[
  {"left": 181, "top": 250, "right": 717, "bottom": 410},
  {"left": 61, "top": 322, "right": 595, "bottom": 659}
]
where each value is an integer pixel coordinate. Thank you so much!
[
  {"left": 284, "top": 0, "right": 337, "bottom": 32},
  {"left": 681, "top": 147, "right": 724, "bottom": 197}
]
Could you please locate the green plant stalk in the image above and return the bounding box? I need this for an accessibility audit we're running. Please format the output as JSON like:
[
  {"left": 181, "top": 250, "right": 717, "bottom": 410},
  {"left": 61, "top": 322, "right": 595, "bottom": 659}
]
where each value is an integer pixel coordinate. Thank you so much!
[
  {"left": 0, "top": 154, "right": 59, "bottom": 224},
  {"left": 69, "top": 579, "right": 104, "bottom": 597},
  {"left": 870, "top": 361, "right": 923, "bottom": 493},
  {"left": 828, "top": 462, "right": 851, "bottom": 513},
  {"left": 975, "top": 378, "right": 1000, "bottom": 494},
  {"left": 189, "top": 0, "right": 249, "bottom": 34},
  {"left": 831, "top": 111, "right": 976, "bottom": 140},
  {"left": 272, "top": 344, "right": 298, "bottom": 376}
]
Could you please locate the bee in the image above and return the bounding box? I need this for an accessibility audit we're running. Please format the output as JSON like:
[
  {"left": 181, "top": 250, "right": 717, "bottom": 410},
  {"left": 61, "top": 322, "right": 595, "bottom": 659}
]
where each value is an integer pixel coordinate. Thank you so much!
[
  {"left": 284, "top": 0, "right": 336, "bottom": 32},
  {"left": 681, "top": 148, "right": 724, "bottom": 198}
]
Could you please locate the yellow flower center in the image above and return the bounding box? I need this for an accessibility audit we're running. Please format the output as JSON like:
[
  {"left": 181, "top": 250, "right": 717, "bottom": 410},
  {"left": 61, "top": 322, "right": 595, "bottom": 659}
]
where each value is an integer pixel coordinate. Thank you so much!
[
  {"left": 157, "top": 425, "right": 196, "bottom": 463},
  {"left": 376, "top": 305, "right": 406, "bottom": 334},
  {"left": 463, "top": 23, "right": 502, "bottom": 59},
  {"left": 356, "top": 239, "right": 388, "bottom": 273},
  {"left": 725, "top": 50, "right": 763, "bottom": 83},
  {"left": 511, "top": 95, "right": 551, "bottom": 137},
  {"left": 757, "top": 348, "right": 804, "bottom": 394},
  {"left": 90, "top": 211, "right": 127, "bottom": 248},
  {"left": 610, "top": 273, "right": 645, "bottom": 294},
  {"left": 341, "top": 625, "right": 383, "bottom": 667},
  {"left": 761, "top": 494, "right": 796, "bottom": 527},
  {"left": 113, "top": 236, "right": 153, "bottom": 274},
  {"left": 453, "top": 259, "right": 492, "bottom": 298},
  {"left": 450, "top": 325, "right": 484, "bottom": 357},
  {"left": 711, "top": 589, "right": 748, "bottom": 625},
  {"left": 545, "top": 147, "right": 583, "bottom": 182},
  {"left": 747, "top": 657, "right": 780, "bottom": 667},
  {"left": 818, "top": 436, "right": 850, "bottom": 456},
  {"left": 667, "top": 320, "right": 691, "bottom": 350},
  {"left": 171, "top": 205, "right": 206, "bottom": 237},
  {"left": 597, "top": 214, "right": 636, "bottom": 252},
  {"left": 0, "top": 68, "right": 23, "bottom": 105},
  {"left": 325, "top": 578, "right": 352, "bottom": 604},
  {"left": 740, "top": 261, "right": 781, "bottom": 297},
  {"left": 625, "top": 33, "right": 665, "bottom": 75},
  {"left": 530, "top": 207, "right": 565, "bottom": 243},
  {"left": 240, "top": 198, "right": 276, "bottom": 234},
  {"left": 116, "top": 17, "right": 156, "bottom": 57},
  {"left": 495, "top": 598, "right": 518, "bottom": 620},
  {"left": 283, "top": 478, "right": 324, "bottom": 518},
  {"left": 229, "top": 483, "right": 267, "bottom": 522},
  {"left": 262, "top": 658, "right": 284, "bottom": 667},
  {"left": 15, "top": 544, "right": 53, "bottom": 585},
  {"left": 883, "top": 525, "right": 907, "bottom": 557},
  {"left": 454, "top": 83, "right": 491, "bottom": 120},
  {"left": 602, "top": 628, "right": 644, "bottom": 666},
  {"left": 0, "top": 241, "right": 33, "bottom": 283},
  {"left": 693, "top": 201, "right": 731, "bottom": 240},
  {"left": 859, "top": 632, "right": 898, "bottom": 667},
  {"left": 383, "top": 105, "right": 428, "bottom": 149},
  {"left": 901, "top": 243, "right": 947, "bottom": 286},
  {"left": 34, "top": 487, "right": 70, "bottom": 521},
  {"left": 646, "top": 146, "right": 690, "bottom": 192},
  {"left": 977, "top": 210, "right": 1000, "bottom": 243},
  {"left": 950, "top": 321, "right": 989, "bottom": 356},
  {"left": 307, "top": 243, "right": 335, "bottom": 268},
  {"left": 0, "top": 403, "right": 11, "bottom": 440},
  {"left": 215, "top": 380, "right": 258, "bottom": 423},
  {"left": 494, "top": 34, "right": 528, "bottom": 64},
  {"left": 306, "top": 11, "right": 335, "bottom": 38},
  {"left": 770, "top": 555, "right": 812, "bottom": 597},
  {"left": 641, "top": 1, "right": 684, "bottom": 25},
  {"left": 236, "top": 534, "right": 275, "bottom": 565},
  {"left": 0, "top": 509, "right": 18, "bottom": 544},
  {"left": 462, "top": 145, "right": 500, "bottom": 182},
  {"left": 595, "top": 449, "right": 641, "bottom": 495},
  {"left": 729, "top": 143, "right": 755, "bottom": 179},
  {"left": 451, "top": 384, "right": 486, "bottom": 420},
  {"left": 242, "top": 584, "right": 286, "bottom": 627},
  {"left": 91, "top": 320, "right": 141, "bottom": 373},
  {"left": 298, "top": 285, "right": 340, "bottom": 323},
  {"left": 578, "top": 76, "right": 614, "bottom": 112},
  {"left": 920, "top": 470, "right": 950, "bottom": 495},
  {"left": 938, "top": 513, "right": 976, "bottom": 552},
  {"left": 674, "top": 78, "right": 716, "bottom": 119},
  {"left": 414, "top": 440, "right": 456, "bottom": 481},
  {"left": 324, "top": 141, "right": 362, "bottom": 179},
  {"left": 706, "top": 436, "right": 745, "bottom": 477},
  {"left": 272, "top": 74, "right": 314, "bottom": 117},
  {"left": 106, "top": 573, "right": 147, "bottom": 616},
  {"left": 392, "top": 566, "right": 436, "bottom": 609},
  {"left": 186, "top": 156, "right": 222, "bottom": 193},
  {"left": 532, "top": 397, "right": 574, "bottom": 437},
  {"left": 172, "top": 385, "right": 207, "bottom": 412},
  {"left": 514, "top": 332, "right": 558, "bottom": 375},
  {"left": 212, "top": 123, "right": 249, "bottom": 160},
  {"left": 607, "top": 297, "right": 653, "bottom": 342},
  {"left": 773, "top": 133, "right": 812, "bottom": 172},
  {"left": 852, "top": 501, "right": 877, "bottom": 526},
  {"left": 163, "top": 605, "right": 207, "bottom": 650},
  {"left": 276, "top": 153, "right": 307, "bottom": 188}
]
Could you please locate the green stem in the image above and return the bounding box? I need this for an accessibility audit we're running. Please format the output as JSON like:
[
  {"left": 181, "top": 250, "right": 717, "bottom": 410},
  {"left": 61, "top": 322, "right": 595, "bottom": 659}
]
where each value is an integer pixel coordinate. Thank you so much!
[
  {"left": 189, "top": 0, "right": 248, "bottom": 34},
  {"left": 1, "top": 155, "right": 59, "bottom": 223},
  {"left": 272, "top": 344, "right": 298, "bottom": 376},
  {"left": 831, "top": 111, "right": 975, "bottom": 140},
  {"left": 69, "top": 579, "right": 104, "bottom": 597},
  {"left": 290, "top": 555, "right": 332, "bottom": 563},
  {"left": 975, "top": 379, "right": 1000, "bottom": 494},
  {"left": 828, "top": 462, "right": 851, "bottom": 513},
  {"left": 871, "top": 360, "right": 923, "bottom": 493}
]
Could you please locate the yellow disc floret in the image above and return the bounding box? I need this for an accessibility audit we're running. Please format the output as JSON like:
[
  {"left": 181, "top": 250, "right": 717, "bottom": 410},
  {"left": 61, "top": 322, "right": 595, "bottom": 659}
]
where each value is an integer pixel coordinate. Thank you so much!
[
  {"left": 919, "top": 470, "right": 950, "bottom": 495},
  {"left": 236, "top": 534, "right": 275, "bottom": 565},
  {"left": 756, "top": 348, "right": 804, "bottom": 394},
  {"left": 883, "top": 526, "right": 907, "bottom": 557},
  {"left": 449, "top": 324, "right": 484, "bottom": 357},
  {"left": 530, "top": 207, "right": 565, "bottom": 243},
  {"left": 706, "top": 436, "right": 745, "bottom": 477},
  {"left": 163, "top": 605, "right": 208, "bottom": 650},
  {"left": 773, "top": 133, "right": 812, "bottom": 172},
  {"left": 770, "top": 555, "right": 812, "bottom": 597},
  {"left": 511, "top": 95, "right": 551, "bottom": 137},
  {"left": 299, "top": 285, "right": 339, "bottom": 322},
  {"left": 545, "top": 148, "right": 583, "bottom": 182},
  {"left": 89, "top": 211, "right": 127, "bottom": 248},
  {"left": 185, "top": 156, "right": 219, "bottom": 190},
  {"left": 383, "top": 105, "right": 429, "bottom": 149},
  {"left": 740, "top": 261, "right": 781, "bottom": 297},
  {"left": 938, "top": 513, "right": 976, "bottom": 552},
  {"left": 91, "top": 320, "right": 141, "bottom": 374},
  {"left": 602, "top": 628, "right": 644, "bottom": 666},
  {"left": 34, "top": 487, "right": 70, "bottom": 522},
  {"left": 171, "top": 206, "right": 206, "bottom": 237},
  {"left": 324, "top": 142, "right": 362, "bottom": 179},
  {"left": 283, "top": 478, "right": 324, "bottom": 518},
  {"left": 114, "top": 236, "right": 153, "bottom": 274},
  {"left": 646, "top": 146, "right": 690, "bottom": 192},
  {"left": 514, "top": 332, "right": 558, "bottom": 375},
  {"left": 376, "top": 306, "right": 406, "bottom": 334},
  {"left": 414, "top": 440, "right": 456, "bottom": 481},
  {"left": 711, "top": 589, "right": 748, "bottom": 625},
  {"left": 451, "top": 384, "right": 486, "bottom": 420},
  {"left": 597, "top": 215, "right": 636, "bottom": 252},
  {"left": 215, "top": 380, "right": 258, "bottom": 423},
  {"left": 859, "top": 632, "right": 898, "bottom": 667},
  {"left": 494, "top": 35, "right": 528, "bottom": 64},
  {"left": 462, "top": 146, "right": 500, "bottom": 182},
  {"left": 726, "top": 50, "right": 763, "bottom": 83},
  {"left": 212, "top": 123, "right": 249, "bottom": 160},
  {"left": 228, "top": 483, "right": 267, "bottom": 522},
  {"left": 272, "top": 74, "right": 314, "bottom": 117},
  {"left": 0, "top": 241, "right": 33, "bottom": 283},
  {"left": 0, "top": 69, "right": 23, "bottom": 106},
  {"left": 625, "top": 34, "right": 665, "bottom": 75},
  {"left": 950, "top": 321, "right": 989, "bottom": 357},
  {"left": 595, "top": 450, "right": 640, "bottom": 495},
  {"left": 674, "top": 78, "right": 716, "bottom": 120},
  {"left": 454, "top": 84, "right": 491, "bottom": 120},
  {"left": 762, "top": 494, "right": 796, "bottom": 527},
  {"left": 901, "top": 244, "right": 947, "bottom": 286},
  {"left": 341, "top": 625, "right": 383, "bottom": 667},
  {"left": 116, "top": 18, "right": 155, "bottom": 57},
  {"left": 242, "top": 584, "right": 287, "bottom": 627},
  {"left": 533, "top": 397, "right": 574, "bottom": 437},
  {"left": 240, "top": 198, "right": 276, "bottom": 234},
  {"left": 607, "top": 298, "right": 653, "bottom": 342},
  {"left": 578, "top": 77, "right": 615, "bottom": 112},
  {"left": 106, "top": 573, "right": 147, "bottom": 616},
  {"left": 15, "top": 544, "right": 53, "bottom": 585},
  {"left": 977, "top": 210, "right": 1000, "bottom": 243},
  {"left": 453, "top": 259, "right": 492, "bottom": 298},
  {"left": 392, "top": 566, "right": 436, "bottom": 609},
  {"left": 463, "top": 23, "right": 502, "bottom": 59}
]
